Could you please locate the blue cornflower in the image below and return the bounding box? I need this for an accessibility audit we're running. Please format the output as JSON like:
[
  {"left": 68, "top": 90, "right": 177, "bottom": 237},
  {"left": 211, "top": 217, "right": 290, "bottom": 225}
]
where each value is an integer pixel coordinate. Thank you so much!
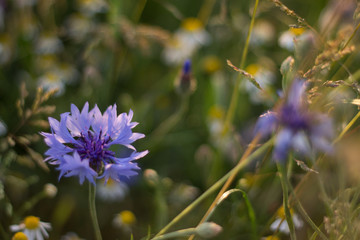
[
  {"left": 41, "top": 102, "right": 148, "bottom": 184},
  {"left": 255, "top": 78, "right": 333, "bottom": 162}
]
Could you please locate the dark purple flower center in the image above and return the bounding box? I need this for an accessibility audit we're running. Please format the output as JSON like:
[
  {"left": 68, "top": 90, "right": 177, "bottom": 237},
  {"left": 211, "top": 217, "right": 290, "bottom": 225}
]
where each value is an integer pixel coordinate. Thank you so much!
[
  {"left": 74, "top": 131, "right": 115, "bottom": 172},
  {"left": 279, "top": 104, "right": 309, "bottom": 132}
]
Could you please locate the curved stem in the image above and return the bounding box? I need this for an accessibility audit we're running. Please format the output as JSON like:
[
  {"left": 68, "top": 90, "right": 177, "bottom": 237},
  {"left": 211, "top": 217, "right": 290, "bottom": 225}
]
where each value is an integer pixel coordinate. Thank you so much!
[
  {"left": 188, "top": 134, "right": 261, "bottom": 240},
  {"left": 223, "top": 0, "right": 259, "bottom": 135},
  {"left": 277, "top": 163, "right": 296, "bottom": 240},
  {"left": 89, "top": 183, "right": 102, "bottom": 240},
  {"left": 287, "top": 178, "right": 328, "bottom": 240},
  {"left": 152, "top": 137, "right": 273, "bottom": 238}
]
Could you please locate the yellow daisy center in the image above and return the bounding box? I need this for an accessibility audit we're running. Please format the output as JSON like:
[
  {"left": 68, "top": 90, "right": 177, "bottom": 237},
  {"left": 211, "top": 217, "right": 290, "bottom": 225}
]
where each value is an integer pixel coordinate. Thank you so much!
[
  {"left": 289, "top": 26, "right": 305, "bottom": 36},
  {"left": 264, "top": 236, "right": 280, "bottom": 240},
  {"left": 245, "top": 64, "right": 260, "bottom": 76},
  {"left": 45, "top": 72, "right": 59, "bottom": 83},
  {"left": 208, "top": 106, "right": 224, "bottom": 120},
  {"left": 106, "top": 178, "right": 115, "bottom": 187},
  {"left": 12, "top": 232, "right": 28, "bottom": 240},
  {"left": 276, "top": 206, "right": 294, "bottom": 220},
  {"left": 119, "top": 210, "right": 136, "bottom": 225},
  {"left": 182, "top": 18, "right": 203, "bottom": 32},
  {"left": 24, "top": 216, "right": 40, "bottom": 230},
  {"left": 203, "top": 56, "right": 221, "bottom": 74}
]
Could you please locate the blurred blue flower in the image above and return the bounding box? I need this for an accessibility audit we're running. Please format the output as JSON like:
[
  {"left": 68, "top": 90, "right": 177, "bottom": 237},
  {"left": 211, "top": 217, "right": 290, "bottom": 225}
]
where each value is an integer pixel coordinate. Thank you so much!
[
  {"left": 255, "top": 78, "right": 333, "bottom": 162},
  {"left": 41, "top": 102, "right": 148, "bottom": 184}
]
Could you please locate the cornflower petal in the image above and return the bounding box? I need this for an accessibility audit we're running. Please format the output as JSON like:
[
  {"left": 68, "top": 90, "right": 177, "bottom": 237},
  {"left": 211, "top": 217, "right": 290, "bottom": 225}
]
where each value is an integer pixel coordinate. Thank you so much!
[
  {"left": 254, "top": 111, "right": 278, "bottom": 137},
  {"left": 273, "top": 128, "right": 293, "bottom": 162},
  {"left": 57, "top": 152, "right": 97, "bottom": 185}
]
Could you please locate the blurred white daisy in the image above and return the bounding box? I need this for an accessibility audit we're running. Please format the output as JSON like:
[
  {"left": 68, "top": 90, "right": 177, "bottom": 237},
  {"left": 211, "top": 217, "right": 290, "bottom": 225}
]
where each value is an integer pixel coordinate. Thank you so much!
[
  {"left": 10, "top": 216, "right": 51, "bottom": 240},
  {"left": 163, "top": 18, "right": 210, "bottom": 65},
  {"left": 35, "top": 33, "right": 63, "bottom": 55},
  {"left": 97, "top": 179, "right": 129, "bottom": 201},
  {"left": 270, "top": 207, "right": 303, "bottom": 234},
  {"left": 37, "top": 62, "right": 78, "bottom": 96},
  {"left": 278, "top": 26, "right": 309, "bottom": 51},
  {"left": 250, "top": 20, "right": 275, "bottom": 46},
  {"left": 66, "top": 13, "right": 94, "bottom": 42},
  {"left": 113, "top": 210, "right": 136, "bottom": 233},
  {"left": 77, "top": 0, "right": 108, "bottom": 16},
  {"left": 242, "top": 63, "right": 275, "bottom": 104}
]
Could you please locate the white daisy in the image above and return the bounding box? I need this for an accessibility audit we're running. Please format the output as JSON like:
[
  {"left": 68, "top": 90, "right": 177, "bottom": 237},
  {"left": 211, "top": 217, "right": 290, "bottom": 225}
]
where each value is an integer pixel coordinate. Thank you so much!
[
  {"left": 270, "top": 207, "right": 303, "bottom": 234},
  {"left": 35, "top": 33, "right": 63, "bottom": 55},
  {"left": 97, "top": 179, "right": 129, "bottom": 201},
  {"left": 250, "top": 20, "right": 275, "bottom": 46},
  {"left": 10, "top": 216, "right": 51, "bottom": 240},
  {"left": 113, "top": 210, "right": 136, "bottom": 233},
  {"left": 163, "top": 18, "right": 210, "bottom": 65},
  {"left": 77, "top": 0, "right": 108, "bottom": 16},
  {"left": 242, "top": 63, "right": 275, "bottom": 105},
  {"left": 278, "top": 26, "right": 308, "bottom": 51}
]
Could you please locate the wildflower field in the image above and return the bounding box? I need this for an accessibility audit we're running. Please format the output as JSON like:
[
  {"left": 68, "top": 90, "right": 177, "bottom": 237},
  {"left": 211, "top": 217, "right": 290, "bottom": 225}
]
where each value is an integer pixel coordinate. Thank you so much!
[{"left": 2, "top": 0, "right": 360, "bottom": 239}]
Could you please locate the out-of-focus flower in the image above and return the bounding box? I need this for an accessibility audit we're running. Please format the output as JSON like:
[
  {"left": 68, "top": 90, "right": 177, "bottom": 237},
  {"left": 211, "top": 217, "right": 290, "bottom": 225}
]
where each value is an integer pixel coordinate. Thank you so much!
[
  {"left": 113, "top": 210, "right": 136, "bottom": 233},
  {"left": 175, "top": 59, "right": 196, "bottom": 95},
  {"left": 278, "top": 26, "right": 309, "bottom": 51},
  {"left": 255, "top": 78, "right": 333, "bottom": 162},
  {"left": 66, "top": 14, "right": 94, "bottom": 42},
  {"left": 35, "top": 33, "right": 63, "bottom": 55},
  {"left": 168, "top": 183, "right": 199, "bottom": 207},
  {"left": 0, "top": 34, "right": 12, "bottom": 64},
  {"left": 77, "top": 0, "right": 108, "bottom": 16},
  {"left": 18, "top": 12, "right": 39, "bottom": 40},
  {"left": 202, "top": 55, "right": 222, "bottom": 74},
  {"left": 12, "top": 232, "right": 28, "bottom": 240},
  {"left": 10, "top": 216, "right": 51, "bottom": 240},
  {"left": 250, "top": 20, "right": 275, "bottom": 46},
  {"left": 41, "top": 102, "right": 148, "bottom": 184},
  {"left": 242, "top": 63, "right": 275, "bottom": 104},
  {"left": 37, "top": 71, "right": 66, "bottom": 96},
  {"left": 270, "top": 206, "right": 303, "bottom": 234},
  {"left": 38, "top": 63, "right": 78, "bottom": 96},
  {"left": 207, "top": 106, "right": 240, "bottom": 161},
  {"left": 163, "top": 18, "right": 210, "bottom": 65},
  {"left": 97, "top": 178, "right": 129, "bottom": 201}
]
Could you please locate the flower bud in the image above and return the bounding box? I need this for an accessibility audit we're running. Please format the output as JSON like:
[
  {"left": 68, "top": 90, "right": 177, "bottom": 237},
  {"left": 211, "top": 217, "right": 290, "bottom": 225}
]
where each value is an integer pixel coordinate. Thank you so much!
[
  {"left": 143, "top": 169, "right": 159, "bottom": 186},
  {"left": 195, "top": 222, "right": 222, "bottom": 238},
  {"left": 175, "top": 60, "right": 196, "bottom": 95},
  {"left": 43, "top": 183, "right": 57, "bottom": 198}
]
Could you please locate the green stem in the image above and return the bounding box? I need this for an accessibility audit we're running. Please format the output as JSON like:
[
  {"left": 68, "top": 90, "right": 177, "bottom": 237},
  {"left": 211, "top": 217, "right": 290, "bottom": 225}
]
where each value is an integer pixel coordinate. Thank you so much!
[
  {"left": 89, "top": 183, "right": 102, "bottom": 240},
  {"left": 153, "top": 138, "right": 273, "bottom": 237},
  {"left": 150, "top": 96, "right": 189, "bottom": 147},
  {"left": 334, "top": 111, "right": 360, "bottom": 143},
  {"left": 197, "top": 0, "right": 216, "bottom": 25},
  {"left": 152, "top": 228, "right": 196, "bottom": 240},
  {"left": 277, "top": 163, "right": 296, "bottom": 240},
  {"left": 223, "top": 0, "right": 259, "bottom": 135},
  {"left": 287, "top": 174, "right": 328, "bottom": 240}
]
